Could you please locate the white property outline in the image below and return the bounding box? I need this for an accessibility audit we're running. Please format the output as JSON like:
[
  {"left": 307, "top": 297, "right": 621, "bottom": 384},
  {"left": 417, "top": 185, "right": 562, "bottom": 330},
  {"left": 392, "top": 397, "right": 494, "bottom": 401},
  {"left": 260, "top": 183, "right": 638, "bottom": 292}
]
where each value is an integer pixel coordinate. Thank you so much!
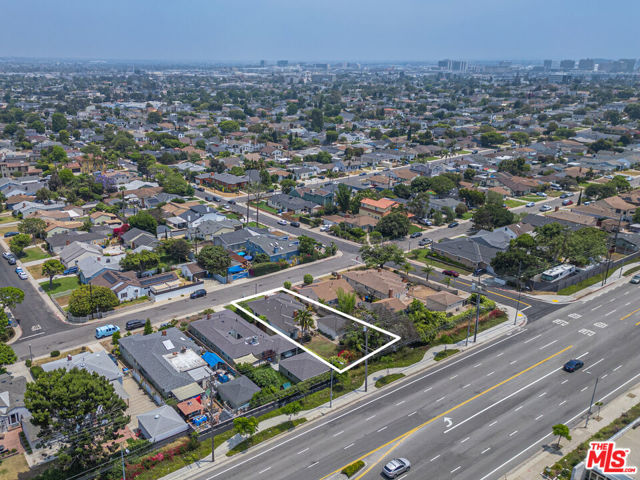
[{"left": 230, "top": 287, "right": 401, "bottom": 374}]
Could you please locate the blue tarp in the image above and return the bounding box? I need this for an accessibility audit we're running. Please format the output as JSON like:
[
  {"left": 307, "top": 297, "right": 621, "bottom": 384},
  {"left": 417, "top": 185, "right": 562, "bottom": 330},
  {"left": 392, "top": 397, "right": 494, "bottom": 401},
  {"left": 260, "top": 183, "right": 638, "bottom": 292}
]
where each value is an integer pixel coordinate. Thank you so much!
[
  {"left": 237, "top": 251, "right": 246, "bottom": 256},
  {"left": 202, "top": 352, "right": 224, "bottom": 368},
  {"left": 228, "top": 265, "right": 244, "bottom": 273}
]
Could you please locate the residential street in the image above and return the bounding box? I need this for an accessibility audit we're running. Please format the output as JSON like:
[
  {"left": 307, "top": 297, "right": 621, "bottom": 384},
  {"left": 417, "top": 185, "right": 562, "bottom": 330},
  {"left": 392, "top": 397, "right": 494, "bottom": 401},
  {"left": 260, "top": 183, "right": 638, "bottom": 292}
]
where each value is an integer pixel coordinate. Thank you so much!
[{"left": 177, "top": 279, "right": 640, "bottom": 480}]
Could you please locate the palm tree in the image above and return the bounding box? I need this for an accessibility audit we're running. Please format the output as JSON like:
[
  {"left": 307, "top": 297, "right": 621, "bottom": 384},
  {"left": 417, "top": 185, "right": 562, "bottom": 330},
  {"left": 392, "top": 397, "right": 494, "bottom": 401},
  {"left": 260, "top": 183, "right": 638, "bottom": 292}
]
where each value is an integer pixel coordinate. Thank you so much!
[
  {"left": 294, "top": 307, "right": 315, "bottom": 339},
  {"left": 423, "top": 264, "right": 434, "bottom": 281}
]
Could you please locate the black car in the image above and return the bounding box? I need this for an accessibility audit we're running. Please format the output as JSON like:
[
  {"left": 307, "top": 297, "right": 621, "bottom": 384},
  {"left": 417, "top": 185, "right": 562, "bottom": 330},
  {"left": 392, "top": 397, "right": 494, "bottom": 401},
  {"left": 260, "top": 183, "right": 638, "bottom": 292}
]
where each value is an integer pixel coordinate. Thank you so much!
[
  {"left": 125, "top": 319, "right": 146, "bottom": 331},
  {"left": 409, "top": 232, "right": 422, "bottom": 238},
  {"left": 3, "top": 231, "right": 19, "bottom": 238},
  {"left": 563, "top": 359, "right": 584, "bottom": 372},
  {"left": 473, "top": 268, "right": 487, "bottom": 276},
  {"left": 190, "top": 289, "right": 207, "bottom": 299},
  {"left": 448, "top": 222, "right": 459, "bottom": 228},
  {"left": 290, "top": 221, "right": 301, "bottom": 227},
  {"left": 228, "top": 199, "right": 236, "bottom": 205}
]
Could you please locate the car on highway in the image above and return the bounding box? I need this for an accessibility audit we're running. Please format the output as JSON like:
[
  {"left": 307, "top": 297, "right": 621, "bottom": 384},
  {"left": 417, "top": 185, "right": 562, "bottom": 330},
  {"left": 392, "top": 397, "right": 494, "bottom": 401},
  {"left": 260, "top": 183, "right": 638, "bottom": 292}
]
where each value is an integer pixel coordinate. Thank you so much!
[
  {"left": 539, "top": 204, "right": 552, "bottom": 212},
  {"left": 290, "top": 221, "right": 300, "bottom": 227},
  {"left": 3, "top": 231, "right": 19, "bottom": 238},
  {"left": 448, "top": 221, "right": 459, "bottom": 228},
  {"left": 630, "top": 274, "right": 640, "bottom": 284},
  {"left": 382, "top": 458, "right": 411, "bottom": 478},
  {"left": 277, "top": 219, "right": 288, "bottom": 226},
  {"left": 409, "top": 232, "right": 422, "bottom": 238},
  {"left": 562, "top": 199, "right": 573, "bottom": 206},
  {"left": 442, "top": 270, "right": 459, "bottom": 277},
  {"left": 125, "top": 319, "right": 146, "bottom": 331},
  {"left": 95, "top": 324, "right": 120, "bottom": 339},
  {"left": 17, "top": 271, "right": 28, "bottom": 280},
  {"left": 525, "top": 201, "right": 535, "bottom": 207},
  {"left": 190, "top": 288, "right": 207, "bottom": 299},
  {"left": 563, "top": 359, "right": 584, "bottom": 372}
]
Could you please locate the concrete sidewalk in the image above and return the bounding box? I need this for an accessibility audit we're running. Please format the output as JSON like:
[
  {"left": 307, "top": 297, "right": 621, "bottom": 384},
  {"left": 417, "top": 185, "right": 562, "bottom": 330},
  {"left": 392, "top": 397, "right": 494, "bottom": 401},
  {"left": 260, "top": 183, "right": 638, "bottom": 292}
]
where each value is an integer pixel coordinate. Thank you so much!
[{"left": 160, "top": 305, "right": 525, "bottom": 480}]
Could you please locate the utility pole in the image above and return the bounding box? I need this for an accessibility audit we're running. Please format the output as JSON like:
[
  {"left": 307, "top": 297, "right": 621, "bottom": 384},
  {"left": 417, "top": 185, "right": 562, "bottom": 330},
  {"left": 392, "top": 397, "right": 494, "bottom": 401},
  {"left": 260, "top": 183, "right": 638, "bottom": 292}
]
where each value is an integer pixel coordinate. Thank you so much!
[
  {"left": 585, "top": 377, "right": 599, "bottom": 428},
  {"left": 364, "top": 326, "right": 368, "bottom": 393},
  {"left": 329, "top": 368, "right": 333, "bottom": 408},
  {"left": 602, "top": 214, "right": 623, "bottom": 287},
  {"left": 473, "top": 282, "right": 481, "bottom": 343},
  {"left": 206, "top": 371, "right": 217, "bottom": 462},
  {"left": 121, "top": 444, "right": 126, "bottom": 480},
  {"left": 514, "top": 261, "right": 522, "bottom": 326}
]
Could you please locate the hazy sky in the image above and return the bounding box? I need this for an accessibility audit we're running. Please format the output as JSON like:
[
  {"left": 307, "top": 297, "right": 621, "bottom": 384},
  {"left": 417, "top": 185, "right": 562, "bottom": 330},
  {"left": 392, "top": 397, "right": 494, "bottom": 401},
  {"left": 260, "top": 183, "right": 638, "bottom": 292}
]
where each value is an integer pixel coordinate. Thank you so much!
[{"left": 1, "top": 0, "right": 636, "bottom": 62}]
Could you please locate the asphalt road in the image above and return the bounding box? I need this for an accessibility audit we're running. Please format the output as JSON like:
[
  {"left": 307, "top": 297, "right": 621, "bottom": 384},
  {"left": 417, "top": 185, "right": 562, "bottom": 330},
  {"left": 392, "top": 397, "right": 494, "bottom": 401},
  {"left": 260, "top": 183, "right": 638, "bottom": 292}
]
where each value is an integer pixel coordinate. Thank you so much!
[{"left": 181, "top": 279, "right": 640, "bottom": 480}]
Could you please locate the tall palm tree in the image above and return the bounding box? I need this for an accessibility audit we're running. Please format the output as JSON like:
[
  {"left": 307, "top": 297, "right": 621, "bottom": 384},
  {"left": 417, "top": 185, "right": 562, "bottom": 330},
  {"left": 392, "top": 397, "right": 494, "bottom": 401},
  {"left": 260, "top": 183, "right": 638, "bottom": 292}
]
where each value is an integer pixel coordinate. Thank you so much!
[
  {"left": 294, "top": 307, "right": 315, "bottom": 339},
  {"left": 423, "top": 264, "right": 434, "bottom": 281}
]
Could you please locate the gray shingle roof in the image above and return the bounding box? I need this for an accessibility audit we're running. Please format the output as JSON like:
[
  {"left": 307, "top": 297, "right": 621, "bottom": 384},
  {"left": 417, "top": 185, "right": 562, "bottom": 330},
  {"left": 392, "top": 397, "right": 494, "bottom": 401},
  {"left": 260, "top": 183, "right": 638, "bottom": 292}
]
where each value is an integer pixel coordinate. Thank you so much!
[
  {"left": 279, "top": 352, "right": 327, "bottom": 382},
  {"left": 217, "top": 376, "right": 260, "bottom": 409}
]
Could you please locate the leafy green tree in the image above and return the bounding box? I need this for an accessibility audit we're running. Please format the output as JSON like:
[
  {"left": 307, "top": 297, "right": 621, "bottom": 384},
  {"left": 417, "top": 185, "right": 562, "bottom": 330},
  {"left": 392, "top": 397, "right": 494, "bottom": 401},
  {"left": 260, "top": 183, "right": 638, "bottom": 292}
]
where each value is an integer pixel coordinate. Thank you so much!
[
  {"left": 197, "top": 245, "right": 231, "bottom": 275},
  {"left": 281, "top": 401, "right": 302, "bottom": 420},
  {"left": 0, "top": 343, "right": 16, "bottom": 372},
  {"left": 422, "top": 264, "right": 434, "bottom": 281},
  {"left": 624, "top": 103, "right": 640, "bottom": 120},
  {"left": 480, "top": 131, "right": 506, "bottom": 147},
  {"left": 128, "top": 211, "right": 158, "bottom": 234},
  {"left": 442, "top": 206, "right": 456, "bottom": 223},
  {"left": 120, "top": 251, "right": 160, "bottom": 275},
  {"left": 552, "top": 424, "right": 571, "bottom": 448},
  {"left": 51, "top": 112, "right": 67, "bottom": 132},
  {"left": 280, "top": 178, "right": 297, "bottom": 194},
  {"left": 336, "top": 183, "right": 351, "bottom": 212},
  {"left": 375, "top": 211, "right": 410, "bottom": 239},
  {"left": 24, "top": 368, "right": 128, "bottom": 473},
  {"left": 283, "top": 281, "right": 292, "bottom": 289},
  {"left": 498, "top": 157, "right": 531, "bottom": 175},
  {"left": 463, "top": 168, "right": 476, "bottom": 181},
  {"left": 144, "top": 319, "right": 153, "bottom": 335},
  {"left": 9, "top": 233, "right": 31, "bottom": 256},
  {"left": 41, "top": 259, "right": 65, "bottom": 287},
  {"left": 147, "top": 111, "right": 163, "bottom": 123},
  {"left": 68, "top": 285, "right": 119, "bottom": 317},
  {"left": 111, "top": 330, "right": 121, "bottom": 346},
  {"left": 310, "top": 108, "right": 324, "bottom": 132},
  {"left": 298, "top": 236, "right": 316, "bottom": 256},
  {"left": 459, "top": 188, "right": 485, "bottom": 207},
  {"left": 407, "top": 192, "right": 430, "bottom": 219},
  {"left": 0, "top": 287, "right": 24, "bottom": 310},
  {"left": 633, "top": 208, "right": 640, "bottom": 224},
  {"left": 509, "top": 132, "right": 530, "bottom": 146},
  {"left": 161, "top": 238, "right": 191, "bottom": 262},
  {"left": 455, "top": 203, "right": 468, "bottom": 217},
  {"left": 233, "top": 417, "right": 258, "bottom": 438},
  {"left": 359, "top": 243, "right": 405, "bottom": 269},
  {"left": 303, "top": 274, "right": 314, "bottom": 285},
  {"left": 472, "top": 204, "right": 515, "bottom": 231},
  {"left": 336, "top": 288, "right": 357, "bottom": 315},
  {"left": 18, "top": 217, "right": 47, "bottom": 239},
  {"left": 219, "top": 120, "right": 240, "bottom": 134}
]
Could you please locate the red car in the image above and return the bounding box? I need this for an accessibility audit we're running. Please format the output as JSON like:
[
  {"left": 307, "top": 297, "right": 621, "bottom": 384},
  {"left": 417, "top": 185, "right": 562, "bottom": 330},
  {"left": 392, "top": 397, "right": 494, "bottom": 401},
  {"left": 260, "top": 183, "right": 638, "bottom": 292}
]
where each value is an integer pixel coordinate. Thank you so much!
[
  {"left": 442, "top": 270, "right": 459, "bottom": 277},
  {"left": 562, "top": 199, "right": 573, "bottom": 206}
]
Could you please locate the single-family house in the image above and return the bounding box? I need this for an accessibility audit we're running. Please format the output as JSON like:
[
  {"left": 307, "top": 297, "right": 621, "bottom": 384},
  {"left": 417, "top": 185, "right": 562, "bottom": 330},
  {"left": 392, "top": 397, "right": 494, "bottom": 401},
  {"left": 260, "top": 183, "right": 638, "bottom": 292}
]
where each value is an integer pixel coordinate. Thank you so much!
[
  {"left": 248, "top": 293, "right": 305, "bottom": 339},
  {"left": 267, "top": 194, "right": 318, "bottom": 214},
  {"left": 297, "top": 278, "right": 356, "bottom": 305},
  {"left": 0, "top": 374, "right": 28, "bottom": 432},
  {"left": 217, "top": 376, "right": 260, "bottom": 411},
  {"left": 245, "top": 235, "right": 299, "bottom": 262},
  {"left": 342, "top": 269, "right": 407, "bottom": 300},
  {"left": 137, "top": 405, "right": 189, "bottom": 443},
  {"left": 279, "top": 352, "right": 327, "bottom": 383},
  {"left": 425, "top": 292, "right": 467, "bottom": 313},
  {"left": 359, "top": 197, "right": 399, "bottom": 220}
]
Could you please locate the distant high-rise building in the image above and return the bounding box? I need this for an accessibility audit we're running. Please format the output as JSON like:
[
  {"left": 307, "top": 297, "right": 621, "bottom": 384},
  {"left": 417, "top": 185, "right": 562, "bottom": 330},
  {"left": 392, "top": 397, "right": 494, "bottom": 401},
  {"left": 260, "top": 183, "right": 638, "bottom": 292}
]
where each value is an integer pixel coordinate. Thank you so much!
[
  {"left": 438, "top": 59, "right": 467, "bottom": 71},
  {"left": 560, "top": 59, "right": 575, "bottom": 70},
  {"left": 578, "top": 58, "right": 595, "bottom": 71},
  {"left": 620, "top": 59, "right": 637, "bottom": 72},
  {"left": 543, "top": 59, "right": 552, "bottom": 70},
  {"left": 438, "top": 59, "right": 449, "bottom": 69},
  {"left": 260, "top": 60, "right": 265, "bottom": 67},
  {"left": 277, "top": 60, "right": 288, "bottom": 67}
]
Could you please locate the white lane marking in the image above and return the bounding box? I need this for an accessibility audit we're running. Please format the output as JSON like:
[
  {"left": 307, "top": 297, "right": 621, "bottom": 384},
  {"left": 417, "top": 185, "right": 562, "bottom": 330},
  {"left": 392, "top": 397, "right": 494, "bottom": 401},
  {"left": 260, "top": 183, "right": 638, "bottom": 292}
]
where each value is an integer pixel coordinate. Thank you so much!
[
  {"left": 559, "top": 400, "right": 567, "bottom": 406},
  {"left": 297, "top": 448, "right": 309, "bottom": 455},
  {"left": 605, "top": 310, "right": 617, "bottom": 317},
  {"left": 437, "top": 396, "right": 446, "bottom": 402},
  {"left": 477, "top": 372, "right": 640, "bottom": 480},
  {"left": 489, "top": 421, "right": 498, "bottom": 427},
  {"left": 259, "top": 467, "right": 272, "bottom": 474},
  {"left": 377, "top": 426, "right": 388, "bottom": 432},
  {"left": 408, "top": 411, "right": 417, "bottom": 417},
  {"left": 203, "top": 330, "right": 530, "bottom": 480},
  {"left": 538, "top": 392, "right": 547, "bottom": 397},
  {"left": 561, "top": 379, "right": 569, "bottom": 384},
  {"left": 496, "top": 352, "right": 504, "bottom": 358},
  {"left": 366, "top": 415, "right": 376, "bottom": 421},
  {"left": 510, "top": 360, "right": 517, "bottom": 365},
  {"left": 333, "top": 430, "right": 344, "bottom": 437},
  {"left": 307, "top": 461, "right": 319, "bottom": 469},
  {"left": 515, "top": 405, "right": 523, "bottom": 412},
  {"left": 481, "top": 447, "right": 491, "bottom": 454},
  {"left": 509, "top": 430, "right": 518, "bottom": 437},
  {"left": 592, "top": 305, "right": 602, "bottom": 311},
  {"left": 624, "top": 291, "right": 630, "bottom": 295},
  {"left": 423, "top": 387, "right": 432, "bottom": 393},
  {"left": 602, "top": 374, "right": 608, "bottom": 379},
  {"left": 585, "top": 358, "right": 605, "bottom": 372},
  {"left": 462, "top": 384, "right": 471, "bottom": 389},
  {"left": 577, "top": 351, "right": 590, "bottom": 359},
  {"left": 580, "top": 387, "right": 588, "bottom": 392},
  {"left": 430, "top": 455, "right": 440, "bottom": 462},
  {"left": 626, "top": 302, "right": 632, "bottom": 306},
  {"left": 486, "top": 371, "right": 495, "bottom": 377},
  {"left": 461, "top": 437, "right": 470, "bottom": 444},
  {"left": 449, "top": 375, "right": 458, "bottom": 380},
  {"left": 523, "top": 334, "right": 542, "bottom": 344},
  {"left": 614, "top": 365, "right": 622, "bottom": 372},
  {"left": 451, "top": 466, "right": 461, "bottom": 473},
  {"left": 344, "top": 443, "right": 354, "bottom": 450},
  {"left": 473, "top": 363, "right": 482, "bottom": 368},
  {"left": 395, "top": 401, "right": 405, "bottom": 406},
  {"left": 539, "top": 340, "right": 558, "bottom": 350},
  {"left": 553, "top": 319, "right": 569, "bottom": 326},
  {"left": 19, "top": 332, "right": 45, "bottom": 340},
  {"left": 535, "top": 414, "right": 544, "bottom": 420}
]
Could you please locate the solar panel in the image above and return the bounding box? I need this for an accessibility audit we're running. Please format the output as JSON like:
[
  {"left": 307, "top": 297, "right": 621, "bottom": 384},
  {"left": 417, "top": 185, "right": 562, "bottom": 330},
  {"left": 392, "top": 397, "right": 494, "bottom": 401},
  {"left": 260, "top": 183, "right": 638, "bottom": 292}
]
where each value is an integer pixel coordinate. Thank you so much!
[
  {"left": 103, "top": 272, "right": 116, "bottom": 284},
  {"left": 139, "top": 273, "right": 174, "bottom": 286}
]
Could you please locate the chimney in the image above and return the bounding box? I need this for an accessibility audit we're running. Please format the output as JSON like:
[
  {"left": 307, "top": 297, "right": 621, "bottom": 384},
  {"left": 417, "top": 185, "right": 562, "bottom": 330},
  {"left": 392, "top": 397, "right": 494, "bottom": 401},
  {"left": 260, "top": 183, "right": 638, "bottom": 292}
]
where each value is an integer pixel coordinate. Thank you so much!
[
  {"left": 161, "top": 330, "right": 167, "bottom": 336},
  {"left": 388, "top": 289, "right": 393, "bottom": 298}
]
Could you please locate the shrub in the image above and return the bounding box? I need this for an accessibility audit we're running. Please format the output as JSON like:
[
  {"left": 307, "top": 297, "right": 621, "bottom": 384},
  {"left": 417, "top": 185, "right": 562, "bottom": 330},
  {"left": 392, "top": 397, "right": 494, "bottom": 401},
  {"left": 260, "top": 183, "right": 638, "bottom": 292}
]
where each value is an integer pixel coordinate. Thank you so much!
[
  {"left": 303, "top": 274, "right": 313, "bottom": 285},
  {"left": 342, "top": 460, "right": 365, "bottom": 478},
  {"left": 25, "top": 359, "right": 32, "bottom": 368},
  {"left": 50, "top": 350, "right": 60, "bottom": 357},
  {"left": 284, "top": 281, "right": 292, "bottom": 289},
  {"left": 30, "top": 365, "right": 44, "bottom": 379},
  {"left": 251, "top": 262, "right": 288, "bottom": 277},
  {"left": 435, "top": 349, "right": 460, "bottom": 361}
]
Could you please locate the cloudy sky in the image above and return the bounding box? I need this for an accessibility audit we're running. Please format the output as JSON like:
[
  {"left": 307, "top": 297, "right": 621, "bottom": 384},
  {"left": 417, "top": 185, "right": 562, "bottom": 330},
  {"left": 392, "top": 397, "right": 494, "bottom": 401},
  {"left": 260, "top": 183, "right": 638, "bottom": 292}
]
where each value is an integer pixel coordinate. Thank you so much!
[{"left": 1, "top": 0, "right": 635, "bottom": 62}]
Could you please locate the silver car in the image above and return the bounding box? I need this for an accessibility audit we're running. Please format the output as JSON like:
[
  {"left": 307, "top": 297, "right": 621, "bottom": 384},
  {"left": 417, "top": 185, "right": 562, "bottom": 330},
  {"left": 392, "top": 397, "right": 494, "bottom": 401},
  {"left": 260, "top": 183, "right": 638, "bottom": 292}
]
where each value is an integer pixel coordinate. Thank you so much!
[
  {"left": 630, "top": 274, "right": 640, "bottom": 285},
  {"left": 383, "top": 458, "right": 411, "bottom": 478}
]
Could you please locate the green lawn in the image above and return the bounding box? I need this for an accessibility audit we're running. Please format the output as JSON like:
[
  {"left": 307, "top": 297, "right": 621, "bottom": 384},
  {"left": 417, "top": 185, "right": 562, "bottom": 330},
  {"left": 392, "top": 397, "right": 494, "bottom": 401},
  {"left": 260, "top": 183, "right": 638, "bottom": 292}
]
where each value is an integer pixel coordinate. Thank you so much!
[
  {"left": 557, "top": 270, "right": 616, "bottom": 296},
  {"left": 21, "top": 246, "right": 52, "bottom": 262},
  {"left": 461, "top": 211, "right": 473, "bottom": 220},
  {"left": 227, "top": 419, "right": 307, "bottom": 456},
  {"left": 40, "top": 276, "right": 81, "bottom": 295},
  {"left": 520, "top": 195, "right": 545, "bottom": 202},
  {"left": 374, "top": 373, "right": 405, "bottom": 388},
  {"left": 247, "top": 221, "right": 268, "bottom": 228},
  {"left": 409, "top": 249, "right": 473, "bottom": 274},
  {"left": 0, "top": 215, "right": 17, "bottom": 225},
  {"left": 250, "top": 201, "right": 279, "bottom": 215},
  {"left": 408, "top": 224, "right": 424, "bottom": 234},
  {"left": 306, "top": 334, "right": 341, "bottom": 361},
  {"left": 504, "top": 199, "right": 526, "bottom": 208},
  {"left": 434, "top": 349, "right": 460, "bottom": 361}
]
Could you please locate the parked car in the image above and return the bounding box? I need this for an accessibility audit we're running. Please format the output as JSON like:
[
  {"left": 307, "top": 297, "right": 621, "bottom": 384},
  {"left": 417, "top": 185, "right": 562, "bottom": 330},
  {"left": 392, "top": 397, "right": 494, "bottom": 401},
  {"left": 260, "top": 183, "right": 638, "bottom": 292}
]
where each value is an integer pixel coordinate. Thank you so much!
[
  {"left": 442, "top": 270, "right": 459, "bottom": 277},
  {"left": 95, "top": 324, "right": 120, "bottom": 339},
  {"left": 14, "top": 267, "right": 23, "bottom": 274},
  {"left": 212, "top": 196, "right": 221, "bottom": 202},
  {"left": 63, "top": 266, "right": 79, "bottom": 275},
  {"left": 419, "top": 218, "right": 433, "bottom": 226},
  {"left": 525, "top": 202, "right": 535, "bottom": 208},
  {"left": 290, "top": 221, "right": 301, "bottom": 227},
  {"left": 18, "top": 271, "right": 27, "bottom": 280},
  {"left": 447, "top": 221, "right": 459, "bottom": 228},
  {"left": 473, "top": 268, "right": 488, "bottom": 276},
  {"left": 7, "top": 257, "right": 16, "bottom": 265},
  {"left": 560, "top": 193, "right": 570, "bottom": 198},
  {"left": 277, "top": 219, "right": 288, "bottom": 226},
  {"left": 359, "top": 172, "right": 367, "bottom": 176},
  {"left": 584, "top": 201, "right": 591, "bottom": 206},
  {"left": 562, "top": 199, "right": 573, "bottom": 206},
  {"left": 409, "top": 232, "right": 422, "bottom": 238},
  {"left": 535, "top": 192, "right": 548, "bottom": 197},
  {"left": 320, "top": 225, "right": 329, "bottom": 232},
  {"left": 539, "top": 205, "right": 552, "bottom": 212},
  {"left": 563, "top": 359, "right": 584, "bottom": 372},
  {"left": 228, "top": 199, "right": 236, "bottom": 205},
  {"left": 383, "top": 458, "right": 411, "bottom": 478},
  {"left": 196, "top": 186, "right": 204, "bottom": 192},
  {"left": 190, "top": 289, "right": 207, "bottom": 299},
  {"left": 125, "top": 319, "right": 146, "bottom": 331},
  {"left": 418, "top": 238, "right": 433, "bottom": 246},
  {"left": 3, "top": 231, "right": 19, "bottom": 238},
  {"left": 630, "top": 274, "right": 640, "bottom": 284}
]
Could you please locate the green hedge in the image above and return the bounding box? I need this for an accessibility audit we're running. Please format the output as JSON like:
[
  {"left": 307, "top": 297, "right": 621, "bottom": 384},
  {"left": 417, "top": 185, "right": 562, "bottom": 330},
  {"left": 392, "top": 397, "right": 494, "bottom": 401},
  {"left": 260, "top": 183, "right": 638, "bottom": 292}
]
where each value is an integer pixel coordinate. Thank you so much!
[
  {"left": 250, "top": 371, "right": 331, "bottom": 407},
  {"left": 374, "top": 373, "right": 405, "bottom": 388},
  {"left": 251, "top": 262, "right": 289, "bottom": 277},
  {"left": 342, "top": 460, "right": 365, "bottom": 477},
  {"left": 434, "top": 349, "right": 459, "bottom": 361},
  {"left": 227, "top": 419, "right": 307, "bottom": 456}
]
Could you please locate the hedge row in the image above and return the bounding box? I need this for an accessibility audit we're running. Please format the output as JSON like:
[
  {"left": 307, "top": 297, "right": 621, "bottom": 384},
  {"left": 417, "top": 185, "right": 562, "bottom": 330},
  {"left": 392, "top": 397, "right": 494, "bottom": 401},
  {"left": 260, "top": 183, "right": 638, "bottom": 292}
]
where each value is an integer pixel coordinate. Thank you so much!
[
  {"left": 342, "top": 460, "right": 365, "bottom": 477},
  {"left": 250, "top": 371, "right": 331, "bottom": 408},
  {"left": 250, "top": 261, "right": 289, "bottom": 277}
]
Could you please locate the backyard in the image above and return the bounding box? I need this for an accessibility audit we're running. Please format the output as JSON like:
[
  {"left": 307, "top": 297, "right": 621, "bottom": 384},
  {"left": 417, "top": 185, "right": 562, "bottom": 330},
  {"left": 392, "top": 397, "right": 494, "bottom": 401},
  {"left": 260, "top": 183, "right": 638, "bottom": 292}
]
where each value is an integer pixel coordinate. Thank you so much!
[
  {"left": 21, "top": 245, "right": 52, "bottom": 262},
  {"left": 306, "top": 333, "right": 341, "bottom": 361},
  {"left": 409, "top": 248, "right": 473, "bottom": 274}
]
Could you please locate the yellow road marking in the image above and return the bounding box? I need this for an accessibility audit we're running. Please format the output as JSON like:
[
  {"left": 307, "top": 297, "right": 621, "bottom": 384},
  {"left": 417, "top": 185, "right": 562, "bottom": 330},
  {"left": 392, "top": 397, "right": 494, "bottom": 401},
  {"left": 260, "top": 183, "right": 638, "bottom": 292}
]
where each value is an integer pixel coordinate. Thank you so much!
[
  {"left": 635, "top": 320, "right": 640, "bottom": 326},
  {"left": 621, "top": 307, "right": 640, "bottom": 321},
  {"left": 457, "top": 280, "right": 532, "bottom": 308},
  {"left": 319, "top": 345, "right": 573, "bottom": 480}
]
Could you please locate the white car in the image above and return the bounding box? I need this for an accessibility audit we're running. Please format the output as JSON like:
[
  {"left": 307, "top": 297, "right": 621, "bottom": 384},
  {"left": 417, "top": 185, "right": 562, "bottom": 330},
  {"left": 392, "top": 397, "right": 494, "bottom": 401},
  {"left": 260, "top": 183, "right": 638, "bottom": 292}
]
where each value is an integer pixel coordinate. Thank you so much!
[
  {"left": 18, "top": 271, "right": 28, "bottom": 280},
  {"left": 319, "top": 225, "right": 329, "bottom": 232},
  {"left": 525, "top": 202, "right": 535, "bottom": 207},
  {"left": 277, "top": 219, "right": 288, "bottom": 226},
  {"left": 535, "top": 192, "right": 548, "bottom": 197},
  {"left": 539, "top": 204, "right": 552, "bottom": 212}
]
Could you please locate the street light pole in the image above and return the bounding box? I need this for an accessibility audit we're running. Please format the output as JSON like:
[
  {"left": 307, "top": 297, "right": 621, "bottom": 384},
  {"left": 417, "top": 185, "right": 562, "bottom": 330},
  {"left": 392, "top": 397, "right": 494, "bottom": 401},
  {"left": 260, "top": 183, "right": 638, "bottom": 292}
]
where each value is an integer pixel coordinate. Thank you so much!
[
  {"left": 329, "top": 369, "right": 333, "bottom": 408},
  {"left": 364, "top": 326, "right": 368, "bottom": 393},
  {"left": 473, "top": 282, "right": 481, "bottom": 343},
  {"left": 585, "top": 377, "right": 599, "bottom": 428},
  {"left": 29, "top": 344, "right": 32, "bottom": 363},
  {"left": 514, "top": 261, "right": 522, "bottom": 326}
]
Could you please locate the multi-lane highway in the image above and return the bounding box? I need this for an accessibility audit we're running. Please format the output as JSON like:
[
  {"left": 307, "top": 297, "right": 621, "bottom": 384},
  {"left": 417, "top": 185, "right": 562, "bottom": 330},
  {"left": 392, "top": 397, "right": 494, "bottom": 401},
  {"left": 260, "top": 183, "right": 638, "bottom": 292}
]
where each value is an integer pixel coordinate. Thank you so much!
[{"left": 180, "top": 278, "right": 640, "bottom": 480}]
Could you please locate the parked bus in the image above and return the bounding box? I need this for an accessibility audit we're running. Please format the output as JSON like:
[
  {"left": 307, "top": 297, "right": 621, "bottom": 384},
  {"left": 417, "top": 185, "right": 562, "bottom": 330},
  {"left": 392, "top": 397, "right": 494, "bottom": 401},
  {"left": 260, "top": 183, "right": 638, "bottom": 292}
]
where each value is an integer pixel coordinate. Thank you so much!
[{"left": 541, "top": 264, "right": 576, "bottom": 282}]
